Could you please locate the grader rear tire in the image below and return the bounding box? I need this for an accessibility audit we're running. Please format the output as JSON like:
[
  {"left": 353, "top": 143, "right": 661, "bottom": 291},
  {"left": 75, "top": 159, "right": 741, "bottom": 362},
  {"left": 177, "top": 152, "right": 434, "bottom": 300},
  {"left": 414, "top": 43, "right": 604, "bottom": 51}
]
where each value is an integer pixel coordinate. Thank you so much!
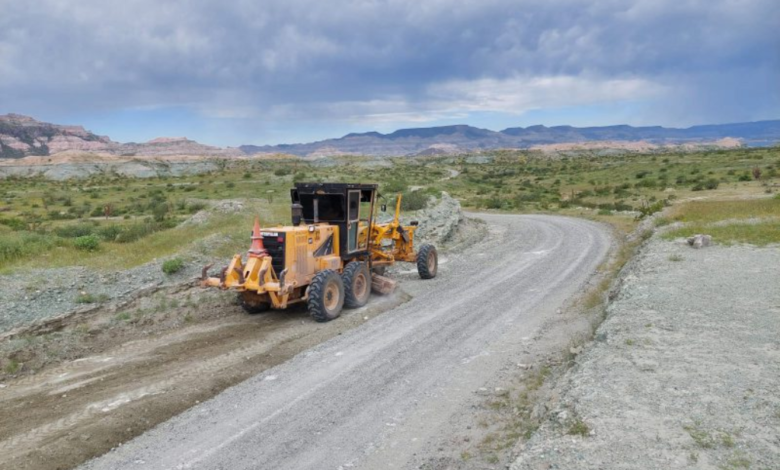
[
  {"left": 343, "top": 262, "right": 371, "bottom": 308},
  {"left": 416, "top": 244, "right": 438, "bottom": 279},
  {"left": 307, "top": 270, "right": 345, "bottom": 322}
]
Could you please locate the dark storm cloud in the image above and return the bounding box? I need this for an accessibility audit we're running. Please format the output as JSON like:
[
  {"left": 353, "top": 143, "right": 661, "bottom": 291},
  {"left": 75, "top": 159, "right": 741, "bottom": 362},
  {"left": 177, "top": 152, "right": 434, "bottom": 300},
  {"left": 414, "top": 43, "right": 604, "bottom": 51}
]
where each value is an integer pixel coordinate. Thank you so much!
[{"left": 0, "top": 0, "right": 777, "bottom": 132}]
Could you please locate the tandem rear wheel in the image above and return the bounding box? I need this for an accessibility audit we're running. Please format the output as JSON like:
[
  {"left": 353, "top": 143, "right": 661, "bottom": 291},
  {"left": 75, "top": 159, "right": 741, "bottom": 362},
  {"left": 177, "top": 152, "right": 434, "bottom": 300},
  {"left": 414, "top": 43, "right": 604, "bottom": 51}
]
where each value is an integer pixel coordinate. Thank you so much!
[{"left": 307, "top": 270, "right": 345, "bottom": 322}]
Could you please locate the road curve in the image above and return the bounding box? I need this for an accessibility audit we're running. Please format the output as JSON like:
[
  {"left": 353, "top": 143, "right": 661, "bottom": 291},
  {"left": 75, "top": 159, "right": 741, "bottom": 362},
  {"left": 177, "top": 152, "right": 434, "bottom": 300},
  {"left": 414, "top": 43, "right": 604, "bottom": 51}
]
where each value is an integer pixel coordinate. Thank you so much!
[{"left": 81, "top": 214, "right": 612, "bottom": 470}]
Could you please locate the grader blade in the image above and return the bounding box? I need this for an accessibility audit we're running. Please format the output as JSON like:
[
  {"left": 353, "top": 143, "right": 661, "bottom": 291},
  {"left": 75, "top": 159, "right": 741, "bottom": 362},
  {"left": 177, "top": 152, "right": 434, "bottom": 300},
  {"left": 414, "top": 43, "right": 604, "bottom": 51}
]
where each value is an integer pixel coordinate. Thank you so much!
[{"left": 371, "top": 274, "right": 397, "bottom": 295}]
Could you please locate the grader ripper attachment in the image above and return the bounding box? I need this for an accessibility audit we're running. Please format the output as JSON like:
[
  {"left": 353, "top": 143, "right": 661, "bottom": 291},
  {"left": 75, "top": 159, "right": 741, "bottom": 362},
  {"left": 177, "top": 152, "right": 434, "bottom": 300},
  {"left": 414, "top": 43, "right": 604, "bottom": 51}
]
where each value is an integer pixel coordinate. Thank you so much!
[{"left": 202, "top": 183, "right": 437, "bottom": 322}]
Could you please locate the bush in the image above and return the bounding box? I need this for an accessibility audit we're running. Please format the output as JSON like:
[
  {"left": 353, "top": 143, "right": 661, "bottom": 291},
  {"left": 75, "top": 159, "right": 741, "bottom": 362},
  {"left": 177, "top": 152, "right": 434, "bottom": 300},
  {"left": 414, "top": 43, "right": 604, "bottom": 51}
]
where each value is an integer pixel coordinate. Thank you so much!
[
  {"left": 704, "top": 178, "right": 720, "bottom": 190},
  {"left": 400, "top": 191, "right": 429, "bottom": 211},
  {"left": 187, "top": 202, "right": 206, "bottom": 214},
  {"left": 54, "top": 224, "right": 96, "bottom": 238},
  {"left": 97, "top": 224, "right": 123, "bottom": 241},
  {"left": 383, "top": 179, "right": 408, "bottom": 194},
  {"left": 114, "top": 219, "right": 178, "bottom": 243},
  {"left": 74, "top": 234, "right": 100, "bottom": 251},
  {"left": 151, "top": 202, "right": 169, "bottom": 222},
  {"left": 638, "top": 200, "right": 667, "bottom": 218},
  {"left": 0, "top": 217, "right": 27, "bottom": 231},
  {"left": 162, "top": 257, "right": 184, "bottom": 275}
]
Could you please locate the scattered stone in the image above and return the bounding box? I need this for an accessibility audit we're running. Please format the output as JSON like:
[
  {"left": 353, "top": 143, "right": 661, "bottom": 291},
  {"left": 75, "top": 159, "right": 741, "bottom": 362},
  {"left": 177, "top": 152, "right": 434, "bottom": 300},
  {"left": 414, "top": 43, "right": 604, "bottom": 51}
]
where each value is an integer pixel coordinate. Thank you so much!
[{"left": 686, "top": 234, "right": 712, "bottom": 249}]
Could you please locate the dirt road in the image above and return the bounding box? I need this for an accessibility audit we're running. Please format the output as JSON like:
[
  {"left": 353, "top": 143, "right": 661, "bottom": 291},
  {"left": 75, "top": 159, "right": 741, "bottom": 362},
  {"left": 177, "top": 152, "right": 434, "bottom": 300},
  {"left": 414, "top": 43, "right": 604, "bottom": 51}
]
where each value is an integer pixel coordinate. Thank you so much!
[{"left": 79, "top": 214, "right": 612, "bottom": 470}]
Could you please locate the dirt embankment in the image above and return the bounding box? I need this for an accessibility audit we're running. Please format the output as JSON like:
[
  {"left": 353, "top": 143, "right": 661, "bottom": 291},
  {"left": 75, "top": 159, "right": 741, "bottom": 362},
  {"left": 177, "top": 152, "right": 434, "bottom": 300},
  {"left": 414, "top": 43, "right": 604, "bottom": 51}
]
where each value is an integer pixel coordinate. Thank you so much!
[{"left": 511, "top": 237, "right": 780, "bottom": 470}]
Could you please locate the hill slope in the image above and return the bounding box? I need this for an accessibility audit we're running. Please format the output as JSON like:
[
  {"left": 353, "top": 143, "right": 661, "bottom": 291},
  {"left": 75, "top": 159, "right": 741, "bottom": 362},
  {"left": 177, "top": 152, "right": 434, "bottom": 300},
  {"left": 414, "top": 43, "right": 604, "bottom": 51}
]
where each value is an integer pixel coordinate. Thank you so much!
[{"left": 241, "top": 120, "right": 780, "bottom": 157}]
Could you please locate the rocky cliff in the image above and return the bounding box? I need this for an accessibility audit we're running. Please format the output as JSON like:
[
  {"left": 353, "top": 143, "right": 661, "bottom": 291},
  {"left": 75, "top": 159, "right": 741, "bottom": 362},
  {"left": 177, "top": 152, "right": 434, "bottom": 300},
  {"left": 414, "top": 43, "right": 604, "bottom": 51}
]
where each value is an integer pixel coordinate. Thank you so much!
[{"left": 0, "top": 114, "right": 242, "bottom": 158}]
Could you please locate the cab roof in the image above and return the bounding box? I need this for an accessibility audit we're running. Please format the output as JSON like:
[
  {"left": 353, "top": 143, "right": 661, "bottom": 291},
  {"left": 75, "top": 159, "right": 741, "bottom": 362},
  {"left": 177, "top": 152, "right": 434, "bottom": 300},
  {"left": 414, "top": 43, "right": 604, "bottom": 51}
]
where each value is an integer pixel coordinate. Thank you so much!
[{"left": 293, "top": 182, "right": 378, "bottom": 193}]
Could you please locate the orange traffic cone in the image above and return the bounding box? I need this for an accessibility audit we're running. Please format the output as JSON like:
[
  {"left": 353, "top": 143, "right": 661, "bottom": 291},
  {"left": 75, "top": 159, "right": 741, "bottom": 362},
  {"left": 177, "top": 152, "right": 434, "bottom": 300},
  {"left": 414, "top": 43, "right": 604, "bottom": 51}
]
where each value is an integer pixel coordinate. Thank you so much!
[{"left": 248, "top": 217, "right": 268, "bottom": 257}]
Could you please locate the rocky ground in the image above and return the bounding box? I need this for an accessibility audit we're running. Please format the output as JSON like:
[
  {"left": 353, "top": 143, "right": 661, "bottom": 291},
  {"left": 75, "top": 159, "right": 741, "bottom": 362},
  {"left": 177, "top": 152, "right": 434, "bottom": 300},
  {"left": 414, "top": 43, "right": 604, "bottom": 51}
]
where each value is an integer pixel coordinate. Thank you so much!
[{"left": 511, "top": 237, "right": 780, "bottom": 470}]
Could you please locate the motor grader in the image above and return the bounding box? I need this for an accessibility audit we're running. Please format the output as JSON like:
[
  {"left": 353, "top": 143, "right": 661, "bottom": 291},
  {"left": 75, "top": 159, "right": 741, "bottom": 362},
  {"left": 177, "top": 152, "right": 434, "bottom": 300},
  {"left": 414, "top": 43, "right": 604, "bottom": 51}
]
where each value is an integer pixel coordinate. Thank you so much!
[{"left": 202, "top": 183, "right": 437, "bottom": 322}]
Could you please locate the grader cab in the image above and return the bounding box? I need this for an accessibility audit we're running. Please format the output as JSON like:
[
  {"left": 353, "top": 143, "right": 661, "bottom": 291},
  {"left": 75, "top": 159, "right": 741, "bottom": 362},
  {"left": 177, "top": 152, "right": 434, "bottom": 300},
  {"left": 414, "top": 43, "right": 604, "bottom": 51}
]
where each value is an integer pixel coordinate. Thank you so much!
[{"left": 202, "top": 183, "right": 437, "bottom": 322}]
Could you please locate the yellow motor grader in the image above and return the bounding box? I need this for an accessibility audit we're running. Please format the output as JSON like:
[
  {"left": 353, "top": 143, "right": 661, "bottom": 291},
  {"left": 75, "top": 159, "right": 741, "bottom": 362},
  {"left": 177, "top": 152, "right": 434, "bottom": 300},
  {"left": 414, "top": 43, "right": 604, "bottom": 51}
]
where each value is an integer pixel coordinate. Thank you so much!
[{"left": 202, "top": 183, "right": 437, "bottom": 322}]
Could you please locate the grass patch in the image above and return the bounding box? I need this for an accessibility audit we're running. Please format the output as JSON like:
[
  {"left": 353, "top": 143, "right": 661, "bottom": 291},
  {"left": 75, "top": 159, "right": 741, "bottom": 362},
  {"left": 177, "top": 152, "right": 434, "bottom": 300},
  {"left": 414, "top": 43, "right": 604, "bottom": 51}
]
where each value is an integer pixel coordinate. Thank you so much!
[
  {"left": 0, "top": 231, "right": 68, "bottom": 267},
  {"left": 567, "top": 418, "right": 590, "bottom": 436},
  {"left": 684, "top": 422, "right": 716, "bottom": 449},
  {"left": 668, "top": 254, "right": 684, "bottom": 261},
  {"left": 4, "top": 358, "right": 20, "bottom": 374},
  {"left": 720, "top": 451, "right": 751, "bottom": 470},
  {"left": 663, "top": 197, "right": 780, "bottom": 246},
  {"left": 665, "top": 221, "right": 780, "bottom": 246},
  {"left": 75, "top": 292, "right": 109, "bottom": 304},
  {"left": 668, "top": 198, "right": 780, "bottom": 224}
]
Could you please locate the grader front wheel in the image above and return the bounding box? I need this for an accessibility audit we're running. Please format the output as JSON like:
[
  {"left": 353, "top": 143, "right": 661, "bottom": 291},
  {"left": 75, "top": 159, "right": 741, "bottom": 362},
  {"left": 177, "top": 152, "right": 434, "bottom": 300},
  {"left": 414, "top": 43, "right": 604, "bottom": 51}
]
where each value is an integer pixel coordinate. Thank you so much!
[
  {"left": 308, "top": 270, "right": 345, "bottom": 322},
  {"left": 416, "top": 244, "right": 438, "bottom": 279}
]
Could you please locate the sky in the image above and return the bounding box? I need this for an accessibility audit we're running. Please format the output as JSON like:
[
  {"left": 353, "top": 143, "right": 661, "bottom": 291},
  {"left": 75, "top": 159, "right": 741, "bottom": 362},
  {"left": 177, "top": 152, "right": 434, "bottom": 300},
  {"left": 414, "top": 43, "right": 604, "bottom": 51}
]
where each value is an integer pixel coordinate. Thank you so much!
[{"left": 0, "top": 0, "right": 778, "bottom": 146}]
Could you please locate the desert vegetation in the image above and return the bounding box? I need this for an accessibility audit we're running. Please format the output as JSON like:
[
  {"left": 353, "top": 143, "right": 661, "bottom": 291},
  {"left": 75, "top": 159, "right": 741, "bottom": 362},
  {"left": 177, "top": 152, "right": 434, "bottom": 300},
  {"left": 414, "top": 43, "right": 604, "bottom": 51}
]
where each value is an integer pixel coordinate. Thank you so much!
[{"left": 0, "top": 146, "right": 777, "bottom": 271}]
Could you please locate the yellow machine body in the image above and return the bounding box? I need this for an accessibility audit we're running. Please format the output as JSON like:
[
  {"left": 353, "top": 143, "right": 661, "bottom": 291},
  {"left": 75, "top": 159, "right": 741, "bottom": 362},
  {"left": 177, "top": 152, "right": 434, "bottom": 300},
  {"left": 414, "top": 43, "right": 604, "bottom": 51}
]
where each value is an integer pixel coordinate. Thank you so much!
[{"left": 202, "top": 183, "right": 432, "bottom": 313}]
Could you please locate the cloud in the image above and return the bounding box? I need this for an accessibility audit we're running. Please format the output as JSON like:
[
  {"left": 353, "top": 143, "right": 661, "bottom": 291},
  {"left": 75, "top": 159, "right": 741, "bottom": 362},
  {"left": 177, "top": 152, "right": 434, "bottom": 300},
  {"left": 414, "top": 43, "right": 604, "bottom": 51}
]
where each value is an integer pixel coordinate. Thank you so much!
[
  {"left": 427, "top": 75, "right": 666, "bottom": 115},
  {"left": 0, "top": 0, "right": 776, "bottom": 142}
]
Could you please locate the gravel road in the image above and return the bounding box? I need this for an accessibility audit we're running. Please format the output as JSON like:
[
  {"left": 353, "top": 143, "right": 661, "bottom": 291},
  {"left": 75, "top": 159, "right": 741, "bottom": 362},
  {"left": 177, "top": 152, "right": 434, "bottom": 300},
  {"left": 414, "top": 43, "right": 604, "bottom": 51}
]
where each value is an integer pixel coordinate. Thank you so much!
[{"left": 80, "top": 214, "right": 612, "bottom": 470}]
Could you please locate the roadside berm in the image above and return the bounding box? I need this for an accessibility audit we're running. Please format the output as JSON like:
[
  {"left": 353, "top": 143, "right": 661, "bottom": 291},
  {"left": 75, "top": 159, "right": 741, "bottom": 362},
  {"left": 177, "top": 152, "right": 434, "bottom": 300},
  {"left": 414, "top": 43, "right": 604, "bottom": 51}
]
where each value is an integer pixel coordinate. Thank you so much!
[{"left": 512, "top": 237, "right": 780, "bottom": 470}]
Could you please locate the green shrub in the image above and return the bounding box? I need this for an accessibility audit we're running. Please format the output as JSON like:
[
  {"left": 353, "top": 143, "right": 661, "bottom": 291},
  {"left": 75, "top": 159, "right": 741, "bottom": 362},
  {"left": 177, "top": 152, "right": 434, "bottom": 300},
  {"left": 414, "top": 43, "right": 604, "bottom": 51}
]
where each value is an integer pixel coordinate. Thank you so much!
[
  {"left": 151, "top": 202, "right": 169, "bottom": 221},
  {"left": 114, "top": 219, "right": 178, "bottom": 243},
  {"left": 74, "top": 234, "right": 100, "bottom": 251},
  {"left": 162, "top": 257, "right": 185, "bottom": 274},
  {"left": 97, "top": 224, "right": 123, "bottom": 241},
  {"left": 401, "top": 191, "right": 429, "bottom": 211},
  {"left": 54, "top": 224, "right": 96, "bottom": 238},
  {"left": 704, "top": 178, "right": 720, "bottom": 190},
  {"left": 187, "top": 202, "right": 206, "bottom": 214},
  {"left": 0, "top": 217, "right": 27, "bottom": 231},
  {"left": 383, "top": 179, "right": 408, "bottom": 194}
]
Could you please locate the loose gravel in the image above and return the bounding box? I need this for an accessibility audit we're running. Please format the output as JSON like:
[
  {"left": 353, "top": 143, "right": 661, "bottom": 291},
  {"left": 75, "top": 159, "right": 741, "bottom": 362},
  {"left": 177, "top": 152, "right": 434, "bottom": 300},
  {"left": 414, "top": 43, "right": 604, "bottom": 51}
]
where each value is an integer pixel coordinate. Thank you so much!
[{"left": 512, "top": 237, "right": 780, "bottom": 470}]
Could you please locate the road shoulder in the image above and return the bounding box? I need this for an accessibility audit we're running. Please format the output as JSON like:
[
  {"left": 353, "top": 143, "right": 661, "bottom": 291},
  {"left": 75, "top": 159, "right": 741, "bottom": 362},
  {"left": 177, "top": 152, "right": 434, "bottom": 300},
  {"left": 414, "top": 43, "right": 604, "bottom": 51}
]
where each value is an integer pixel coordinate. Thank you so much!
[{"left": 512, "top": 237, "right": 780, "bottom": 470}]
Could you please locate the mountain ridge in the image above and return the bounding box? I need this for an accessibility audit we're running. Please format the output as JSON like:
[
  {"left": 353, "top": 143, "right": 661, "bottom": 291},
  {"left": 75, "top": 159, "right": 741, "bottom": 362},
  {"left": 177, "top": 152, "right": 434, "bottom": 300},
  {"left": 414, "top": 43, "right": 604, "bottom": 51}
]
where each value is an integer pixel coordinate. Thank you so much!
[
  {"left": 241, "top": 120, "right": 780, "bottom": 157},
  {"left": 1, "top": 113, "right": 777, "bottom": 159}
]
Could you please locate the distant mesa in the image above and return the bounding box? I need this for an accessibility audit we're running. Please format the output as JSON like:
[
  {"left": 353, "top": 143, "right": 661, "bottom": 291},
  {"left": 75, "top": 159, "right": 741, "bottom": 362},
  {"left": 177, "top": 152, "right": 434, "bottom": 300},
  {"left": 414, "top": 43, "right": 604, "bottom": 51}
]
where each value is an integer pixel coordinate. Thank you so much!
[
  {"left": 0, "top": 114, "right": 240, "bottom": 159},
  {"left": 1, "top": 113, "right": 778, "bottom": 160}
]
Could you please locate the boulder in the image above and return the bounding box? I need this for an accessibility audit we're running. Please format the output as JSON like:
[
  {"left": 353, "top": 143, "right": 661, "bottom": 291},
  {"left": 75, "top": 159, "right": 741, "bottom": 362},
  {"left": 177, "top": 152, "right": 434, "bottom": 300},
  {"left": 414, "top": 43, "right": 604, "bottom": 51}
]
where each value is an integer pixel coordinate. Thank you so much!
[{"left": 686, "top": 234, "right": 712, "bottom": 249}]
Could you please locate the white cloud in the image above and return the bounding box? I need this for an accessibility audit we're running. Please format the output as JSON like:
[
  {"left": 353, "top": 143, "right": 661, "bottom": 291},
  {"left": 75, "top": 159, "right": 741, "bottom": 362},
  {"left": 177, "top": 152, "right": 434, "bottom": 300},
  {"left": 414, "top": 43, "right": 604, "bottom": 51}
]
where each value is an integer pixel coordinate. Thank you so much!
[{"left": 427, "top": 75, "right": 666, "bottom": 115}]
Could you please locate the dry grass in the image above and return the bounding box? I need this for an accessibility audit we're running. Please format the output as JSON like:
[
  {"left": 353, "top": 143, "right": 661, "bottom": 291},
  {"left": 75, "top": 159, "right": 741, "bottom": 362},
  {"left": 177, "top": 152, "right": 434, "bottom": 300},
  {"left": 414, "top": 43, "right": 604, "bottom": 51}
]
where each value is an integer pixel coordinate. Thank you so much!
[
  {"left": 667, "top": 197, "right": 780, "bottom": 224},
  {"left": 666, "top": 221, "right": 780, "bottom": 246},
  {"left": 664, "top": 197, "right": 780, "bottom": 246}
]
